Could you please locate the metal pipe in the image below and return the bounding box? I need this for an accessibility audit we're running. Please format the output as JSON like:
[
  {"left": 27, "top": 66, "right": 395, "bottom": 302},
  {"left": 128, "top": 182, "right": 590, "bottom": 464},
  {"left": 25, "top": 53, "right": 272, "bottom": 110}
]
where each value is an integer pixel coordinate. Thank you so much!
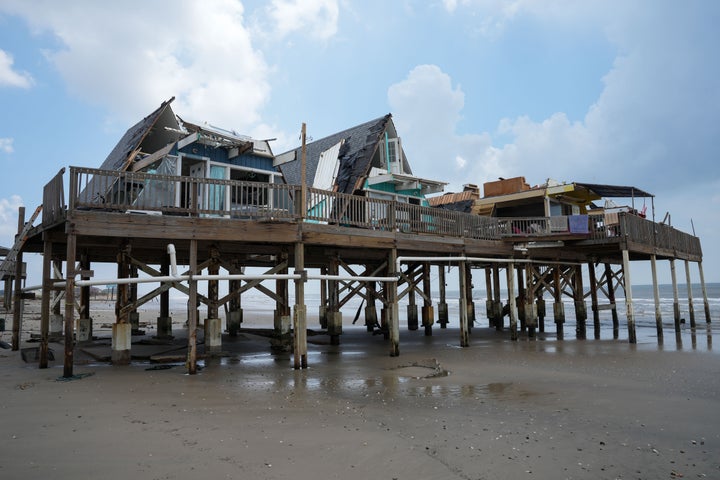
[{"left": 167, "top": 243, "right": 178, "bottom": 277}]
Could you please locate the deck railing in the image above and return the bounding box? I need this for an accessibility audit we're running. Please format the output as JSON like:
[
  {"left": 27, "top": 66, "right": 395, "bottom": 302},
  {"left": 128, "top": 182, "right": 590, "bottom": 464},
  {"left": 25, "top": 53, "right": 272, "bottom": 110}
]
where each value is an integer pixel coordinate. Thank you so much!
[
  {"left": 66, "top": 167, "right": 701, "bottom": 257},
  {"left": 42, "top": 167, "right": 66, "bottom": 227}
]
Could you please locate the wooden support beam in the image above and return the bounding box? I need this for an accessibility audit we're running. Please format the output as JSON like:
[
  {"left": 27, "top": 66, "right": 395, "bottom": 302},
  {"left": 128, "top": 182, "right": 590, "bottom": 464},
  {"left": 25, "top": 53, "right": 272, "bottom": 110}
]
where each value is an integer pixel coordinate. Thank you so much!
[
  {"left": 421, "top": 262, "right": 434, "bottom": 336},
  {"left": 187, "top": 239, "right": 198, "bottom": 374},
  {"left": 458, "top": 260, "right": 469, "bottom": 347},
  {"left": 63, "top": 228, "right": 77, "bottom": 377},
  {"left": 605, "top": 263, "right": 620, "bottom": 339},
  {"left": 493, "top": 265, "right": 502, "bottom": 331},
  {"left": 553, "top": 265, "right": 564, "bottom": 340},
  {"left": 11, "top": 206, "right": 25, "bottom": 351},
  {"left": 388, "top": 248, "right": 399, "bottom": 356},
  {"left": 293, "top": 242, "right": 307, "bottom": 369},
  {"left": 574, "top": 265, "right": 586, "bottom": 340},
  {"left": 684, "top": 260, "right": 696, "bottom": 329},
  {"left": 588, "top": 262, "right": 600, "bottom": 339},
  {"left": 670, "top": 259, "right": 681, "bottom": 333},
  {"left": 622, "top": 250, "right": 637, "bottom": 344},
  {"left": 651, "top": 255, "right": 663, "bottom": 341},
  {"left": 39, "top": 239, "right": 52, "bottom": 368},
  {"left": 697, "top": 261, "right": 711, "bottom": 324},
  {"left": 507, "top": 263, "right": 518, "bottom": 341}
]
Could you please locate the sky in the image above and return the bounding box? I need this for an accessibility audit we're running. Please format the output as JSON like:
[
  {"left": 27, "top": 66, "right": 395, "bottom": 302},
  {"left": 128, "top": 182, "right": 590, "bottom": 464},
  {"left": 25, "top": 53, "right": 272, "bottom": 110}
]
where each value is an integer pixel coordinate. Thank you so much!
[{"left": 1, "top": 0, "right": 719, "bottom": 286}]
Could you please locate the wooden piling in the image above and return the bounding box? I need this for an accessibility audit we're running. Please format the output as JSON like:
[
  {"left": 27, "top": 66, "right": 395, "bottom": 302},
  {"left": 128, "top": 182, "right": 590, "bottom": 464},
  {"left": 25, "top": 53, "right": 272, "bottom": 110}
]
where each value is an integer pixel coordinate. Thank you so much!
[
  {"left": 697, "top": 261, "right": 711, "bottom": 323},
  {"left": 328, "top": 255, "right": 341, "bottom": 345},
  {"left": 524, "top": 264, "right": 537, "bottom": 338},
  {"left": 465, "top": 266, "right": 475, "bottom": 332},
  {"left": 437, "top": 265, "right": 449, "bottom": 327},
  {"left": 485, "top": 267, "right": 494, "bottom": 328},
  {"left": 574, "top": 265, "right": 587, "bottom": 340},
  {"left": 553, "top": 265, "right": 564, "bottom": 339},
  {"left": 11, "top": 206, "right": 25, "bottom": 351},
  {"left": 365, "top": 279, "right": 378, "bottom": 332},
  {"left": 670, "top": 259, "right": 681, "bottom": 332},
  {"left": 187, "top": 239, "right": 198, "bottom": 375},
  {"left": 293, "top": 242, "right": 307, "bottom": 369},
  {"left": 388, "top": 249, "right": 399, "bottom": 356},
  {"left": 588, "top": 262, "right": 600, "bottom": 339},
  {"left": 651, "top": 254, "right": 663, "bottom": 341},
  {"left": 605, "top": 263, "right": 620, "bottom": 338},
  {"left": 493, "top": 265, "right": 503, "bottom": 331},
  {"left": 684, "top": 260, "right": 696, "bottom": 329},
  {"left": 516, "top": 265, "right": 526, "bottom": 332},
  {"left": 507, "top": 263, "right": 518, "bottom": 341},
  {"left": 458, "top": 260, "right": 469, "bottom": 347},
  {"left": 63, "top": 228, "right": 76, "bottom": 378},
  {"left": 39, "top": 240, "right": 52, "bottom": 368},
  {"left": 622, "top": 250, "right": 637, "bottom": 344},
  {"left": 421, "top": 262, "right": 434, "bottom": 336},
  {"left": 407, "top": 267, "right": 419, "bottom": 331}
]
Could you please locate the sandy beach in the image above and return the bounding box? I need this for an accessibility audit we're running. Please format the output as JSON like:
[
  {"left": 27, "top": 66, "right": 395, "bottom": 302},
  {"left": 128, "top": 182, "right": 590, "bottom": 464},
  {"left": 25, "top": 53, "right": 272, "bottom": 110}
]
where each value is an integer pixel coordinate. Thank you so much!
[{"left": 1, "top": 299, "right": 718, "bottom": 479}]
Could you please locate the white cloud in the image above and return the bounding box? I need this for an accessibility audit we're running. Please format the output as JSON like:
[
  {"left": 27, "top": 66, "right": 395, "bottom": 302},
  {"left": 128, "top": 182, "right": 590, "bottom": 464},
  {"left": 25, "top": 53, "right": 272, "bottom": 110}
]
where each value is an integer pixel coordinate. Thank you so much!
[
  {"left": 0, "top": 195, "right": 23, "bottom": 246},
  {"left": 388, "top": 65, "right": 497, "bottom": 191},
  {"left": 0, "top": 138, "right": 14, "bottom": 154},
  {"left": 0, "top": 49, "right": 33, "bottom": 88},
  {"left": 0, "top": 0, "right": 271, "bottom": 132},
  {"left": 262, "top": 0, "right": 339, "bottom": 41}
]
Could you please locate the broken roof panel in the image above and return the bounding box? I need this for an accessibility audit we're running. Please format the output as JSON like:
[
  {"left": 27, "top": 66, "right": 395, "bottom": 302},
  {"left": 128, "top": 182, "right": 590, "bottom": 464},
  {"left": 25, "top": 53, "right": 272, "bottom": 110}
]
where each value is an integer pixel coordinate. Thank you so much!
[
  {"left": 277, "top": 114, "right": 392, "bottom": 194},
  {"left": 574, "top": 183, "right": 653, "bottom": 198}
]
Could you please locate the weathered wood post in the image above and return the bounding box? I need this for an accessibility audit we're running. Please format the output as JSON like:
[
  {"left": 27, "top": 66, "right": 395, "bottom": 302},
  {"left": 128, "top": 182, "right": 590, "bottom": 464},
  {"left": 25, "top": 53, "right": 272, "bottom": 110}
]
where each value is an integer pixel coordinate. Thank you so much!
[
  {"left": 485, "top": 266, "right": 495, "bottom": 328},
  {"left": 274, "top": 250, "right": 291, "bottom": 343},
  {"left": 524, "top": 263, "right": 537, "bottom": 338},
  {"left": 157, "top": 258, "right": 173, "bottom": 337},
  {"left": 11, "top": 206, "right": 25, "bottom": 351},
  {"left": 651, "top": 254, "right": 663, "bottom": 341},
  {"left": 407, "top": 265, "right": 419, "bottom": 331},
  {"left": 388, "top": 248, "right": 399, "bottom": 356},
  {"left": 227, "top": 262, "right": 242, "bottom": 336},
  {"left": 458, "top": 260, "right": 469, "bottom": 347},
  {"left": 670, "top": 259, "right": 681, "bottom": 332},
  {"left": 605, "top": 263, "right": 619, "bottom": 339},
  {"left": 77, "top": 252, "right": 92, "bottom": 343},
  {"left": 684, "top": 260, "right": 696, "bottom": 329},
  {"left": 516, "top": 265, "right": 526, "bottom": 332},
  {"left": 588, "top": 262, "right": 600, "bottom": 339},
  {"left": 327, "top": 255, "right": 342, "bottom": 345},
  {"left": 493, "top": 265, "right": 503, "bottom": 331},
  {"left": 553, "top": 265, "right": 564, "bottom": 339},
  {"left": 421, "top": 262, "right": 434, "bottom": 336},
  {"left": 50, "top": 258, "right": 64, "bottom": 337},
  {"left": 536, "top": 288, "right": 546, "bottom": 333},
  {"left": 319, "top": 266, "right": 328, "bottom": 328},
  {"left": 293, "top": 242, "right": 307, "bottom": 369},
  {"left": 697, "top": 261, "right": 711, "bottom": 323},
  {"left": 365, "top": 278, "right": 378, "bottom": 332},
  {"left": 205, "top": 247, "right": 222, "bottom": 355},
  {"left": 187, "top": 239, "right": 198, "bottom": 374},
  {"left": 507, "top": 262, "right": 518, "bottom": 341},
  {"left": 112, "top": 245, "right": 132, "bottom": 365},
  {"left": 63, "top": 226, "right": 77, "bottom": 378},
  {"left": 39, "top": 240, "right": 52, "bottom": 368},
  {"left": 574, "top": 265, "right": 587, "bottom": 340},
  {"left": 465, "top": 266, "right": 475, "bottom": 332},
  {"left": 437, "top": 265, "right": 449, "bottom": 328},
  {"left": 129, "top": 264, "right": 140, "bottom": 333},
  {"left": 622, "top": 250, "right": 637, "bottom": 344}
]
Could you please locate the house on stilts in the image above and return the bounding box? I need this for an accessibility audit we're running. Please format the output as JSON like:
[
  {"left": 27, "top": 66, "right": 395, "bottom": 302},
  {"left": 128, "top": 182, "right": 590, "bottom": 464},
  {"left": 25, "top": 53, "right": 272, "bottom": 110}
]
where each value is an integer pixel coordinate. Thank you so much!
[{"left": 0, "top": 100, "right": 710, "bottom": 378}]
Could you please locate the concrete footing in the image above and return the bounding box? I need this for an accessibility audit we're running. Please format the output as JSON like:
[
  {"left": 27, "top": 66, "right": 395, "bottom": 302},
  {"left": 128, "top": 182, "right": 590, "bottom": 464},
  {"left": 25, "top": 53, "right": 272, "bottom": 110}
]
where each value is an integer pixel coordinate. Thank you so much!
[
  {"left": 50, "top": 313, "right": 63, "bottom": 336},
  {"left": 227, "top": 310, "right": 242, "bottom": 336},
  {"left": 438, "top": 302, "right": 448, "bottom": 327},
  {"left": 111, "top": 323, "right": 132, "bottom": 365},
  {"left": 77, "top": 317, "right": 92, "bottom": 343},
  {"left": 407, "top": 304, "right": 419, "bottom": 330},
  {"left": 157, "top": 316, "right": 173, "bottom": 337},
  {"left": 205, "top": 317, "right": 222, "bottom": 354}
]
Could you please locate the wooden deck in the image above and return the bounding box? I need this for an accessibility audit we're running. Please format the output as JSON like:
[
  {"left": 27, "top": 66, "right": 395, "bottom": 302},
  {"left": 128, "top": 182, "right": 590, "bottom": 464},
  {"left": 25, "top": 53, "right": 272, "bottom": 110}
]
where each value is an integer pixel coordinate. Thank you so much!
[{"left": 7, "top": 166, "right": 709, "bottom": 377}]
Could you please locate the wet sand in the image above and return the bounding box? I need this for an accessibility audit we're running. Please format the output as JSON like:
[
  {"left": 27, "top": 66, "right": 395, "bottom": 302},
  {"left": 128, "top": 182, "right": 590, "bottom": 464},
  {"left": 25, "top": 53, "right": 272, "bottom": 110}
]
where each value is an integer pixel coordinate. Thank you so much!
[{"left": 1, "top": 300, "right": 718, "bottom": 479}]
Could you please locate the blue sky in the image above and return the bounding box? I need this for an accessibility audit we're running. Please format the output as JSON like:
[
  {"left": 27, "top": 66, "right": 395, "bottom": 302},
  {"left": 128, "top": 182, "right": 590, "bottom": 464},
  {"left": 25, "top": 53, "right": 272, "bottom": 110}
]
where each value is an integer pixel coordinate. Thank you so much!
[{"left": 1, "top": 0, "right": 719, "bottom": 285}]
